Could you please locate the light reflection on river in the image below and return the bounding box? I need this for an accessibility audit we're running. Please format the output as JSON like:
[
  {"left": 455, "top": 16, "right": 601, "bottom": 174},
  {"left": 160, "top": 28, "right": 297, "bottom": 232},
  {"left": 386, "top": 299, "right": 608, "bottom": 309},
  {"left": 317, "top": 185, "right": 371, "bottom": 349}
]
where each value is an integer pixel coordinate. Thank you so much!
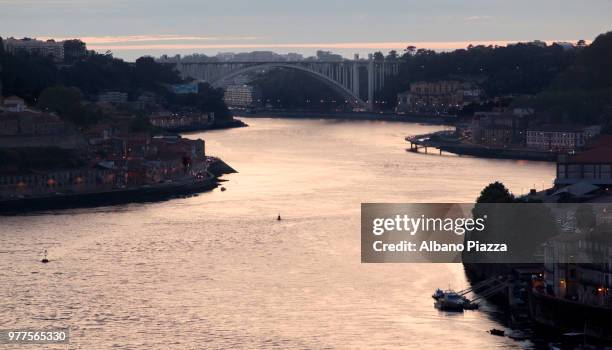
[{"left": 0, "top": 117, "right": 555, "bottom": 349}]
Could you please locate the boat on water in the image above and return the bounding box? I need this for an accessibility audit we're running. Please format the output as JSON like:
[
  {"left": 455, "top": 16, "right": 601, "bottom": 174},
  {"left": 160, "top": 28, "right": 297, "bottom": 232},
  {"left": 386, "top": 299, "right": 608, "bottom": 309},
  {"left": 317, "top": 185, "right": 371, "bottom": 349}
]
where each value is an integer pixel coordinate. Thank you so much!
[
  {"left": 434, "top": 292, "right": 466, "bottom": 312},
  {"left": 489, "top": 329, "right": 505, "bottom": 337},
  {"left": 432, "top": 289, "right": 479, "bottom": 311}
]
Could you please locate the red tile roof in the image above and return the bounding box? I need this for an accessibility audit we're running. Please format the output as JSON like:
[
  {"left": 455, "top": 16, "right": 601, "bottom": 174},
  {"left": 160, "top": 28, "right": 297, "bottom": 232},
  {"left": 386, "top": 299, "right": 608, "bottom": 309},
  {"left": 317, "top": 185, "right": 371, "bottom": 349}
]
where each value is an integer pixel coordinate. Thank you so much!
[{"left": 568, "top": 135, "right": 612, "bottom": 163}]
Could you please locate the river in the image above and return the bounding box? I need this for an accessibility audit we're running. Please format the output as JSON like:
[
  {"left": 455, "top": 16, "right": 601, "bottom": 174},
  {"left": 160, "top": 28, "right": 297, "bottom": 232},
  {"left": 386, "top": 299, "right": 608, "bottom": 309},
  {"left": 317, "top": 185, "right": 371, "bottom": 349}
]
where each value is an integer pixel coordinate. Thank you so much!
[{"left": 0, "top": 117, "right": 556, "bottom": 349}]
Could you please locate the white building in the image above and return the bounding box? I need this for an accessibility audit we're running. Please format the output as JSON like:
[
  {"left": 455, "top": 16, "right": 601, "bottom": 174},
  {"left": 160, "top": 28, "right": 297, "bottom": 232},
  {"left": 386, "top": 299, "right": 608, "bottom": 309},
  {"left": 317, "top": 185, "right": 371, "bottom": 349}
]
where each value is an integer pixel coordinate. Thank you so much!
[
  {"left": 223, "top": 85, "right": 261, "bottom": 108},
  {"left": 3, "top": 38, "right": 64, "bottom": 62},
  {"left": 526, "top": 125, "right": 601, "bottom": 152}
]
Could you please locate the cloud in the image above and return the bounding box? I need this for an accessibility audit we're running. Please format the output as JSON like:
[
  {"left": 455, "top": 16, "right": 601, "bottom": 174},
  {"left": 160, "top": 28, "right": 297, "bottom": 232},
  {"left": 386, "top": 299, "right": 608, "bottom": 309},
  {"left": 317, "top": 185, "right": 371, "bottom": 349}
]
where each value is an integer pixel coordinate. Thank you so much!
[{"left": 465, "top": 15, "right": 493, "bottom": 21}]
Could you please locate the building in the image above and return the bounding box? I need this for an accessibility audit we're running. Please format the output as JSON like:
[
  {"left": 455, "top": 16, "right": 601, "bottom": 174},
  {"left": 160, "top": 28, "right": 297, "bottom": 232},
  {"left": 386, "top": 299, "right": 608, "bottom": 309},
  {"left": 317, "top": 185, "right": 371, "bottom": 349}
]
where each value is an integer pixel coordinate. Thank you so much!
[
  {"left": 0, "top": 168, "right": 117, "bottom": 198},
  {"left": 555, "top": 136, "right": 612, "bottom": 186},
  {"left": 470, "top": 110, "right": 531, "bottom": 146},
  {"left": 542, "top": 225, "right": 612, "bottom": 308},
  {"left": 0, "top": 111, "right": 66, "bottom": 136},
  {"left": 0, "top": 110, "right": 86, "bottom": 149},
  {"left": 396, "top": 80, "right": 483, "bottom": 114},
  {"left": 1, "top": 96, "right": 27, "bottom": 112},
  {"left": 3, "top": 38, "right": 64, "bottom": 62},
  {"left": 478, "top": 125, "right": 514, "bottom": 146},
  {"left": 223, "top": 85, "right": 261, "bottom": 108},
  {"left": 97, "top": 91, "right": 128, "bottom": 105},
  {"left": 62, "top": 39, "right": 88, "bottom": 62},
  {"left": 316, "top": 50, "right": 343, "bottom": 61},
  {"left": 148, "top": 112, "right": 215, "bottom": 131},
  {"left": 526, "top": 125, "right": 601, "bottom": 152}
]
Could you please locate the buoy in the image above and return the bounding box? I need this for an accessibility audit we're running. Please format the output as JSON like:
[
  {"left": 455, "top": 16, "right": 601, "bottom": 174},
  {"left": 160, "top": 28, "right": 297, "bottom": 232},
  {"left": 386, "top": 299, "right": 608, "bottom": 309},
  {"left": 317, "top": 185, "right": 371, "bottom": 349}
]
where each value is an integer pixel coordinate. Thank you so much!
[
  {"left": 220, "top": 187, "right": 226, "bottom": 192},
  {"left": 41, "top": 249, "right": 49, "bottom": 264},
  {"left": 277, "top": 214, "right": 282, "bottom": 221}
]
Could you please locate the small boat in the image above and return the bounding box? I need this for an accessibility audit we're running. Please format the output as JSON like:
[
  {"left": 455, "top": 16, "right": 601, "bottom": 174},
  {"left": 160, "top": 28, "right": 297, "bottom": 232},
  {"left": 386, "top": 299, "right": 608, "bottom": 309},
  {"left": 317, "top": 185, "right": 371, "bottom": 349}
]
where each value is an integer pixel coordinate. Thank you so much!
[
  {"left": 434, "top": 292, "right": 465, "bottom": 312},
  {"left": 41, "top": 249, "right": 49, "bottom": 263},
  {"left": 277, "top": 214, "right": 282, "bottom": 221},
  {"left": 489, "top": 329, "right": 505, "bottom": 337}
]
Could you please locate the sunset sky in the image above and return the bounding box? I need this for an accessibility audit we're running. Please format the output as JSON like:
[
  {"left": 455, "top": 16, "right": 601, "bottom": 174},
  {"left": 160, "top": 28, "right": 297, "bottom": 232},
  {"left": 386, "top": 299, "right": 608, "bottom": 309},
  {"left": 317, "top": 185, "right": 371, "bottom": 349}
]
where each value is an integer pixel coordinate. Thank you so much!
[{"left": 1, "top": 0, "right": 611, "bottom": 60}]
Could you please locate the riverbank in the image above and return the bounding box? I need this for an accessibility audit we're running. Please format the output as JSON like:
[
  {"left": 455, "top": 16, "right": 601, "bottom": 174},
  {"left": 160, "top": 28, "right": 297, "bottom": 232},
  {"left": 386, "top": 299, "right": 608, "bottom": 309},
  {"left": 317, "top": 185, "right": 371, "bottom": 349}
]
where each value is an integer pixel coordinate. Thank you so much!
[
  {"left": 0, "top": 158, "right": 236, "bottom": 214},
  {"left": 233, "top": 109, "right": 457, "bottom": 125},
  {"left": 158, "top": 118, "right": 248, "bottom": 133},
  {"left": 407, "top": 131, "right": 559, "bottom": 162}
]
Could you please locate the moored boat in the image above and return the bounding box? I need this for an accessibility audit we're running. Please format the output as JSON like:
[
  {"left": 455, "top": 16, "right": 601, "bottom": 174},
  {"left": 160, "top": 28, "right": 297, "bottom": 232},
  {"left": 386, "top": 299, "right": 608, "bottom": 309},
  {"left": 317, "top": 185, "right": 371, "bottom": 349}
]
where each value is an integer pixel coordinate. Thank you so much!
[{"left": 434, "top": 292, "right": 466, "bottom": 312}]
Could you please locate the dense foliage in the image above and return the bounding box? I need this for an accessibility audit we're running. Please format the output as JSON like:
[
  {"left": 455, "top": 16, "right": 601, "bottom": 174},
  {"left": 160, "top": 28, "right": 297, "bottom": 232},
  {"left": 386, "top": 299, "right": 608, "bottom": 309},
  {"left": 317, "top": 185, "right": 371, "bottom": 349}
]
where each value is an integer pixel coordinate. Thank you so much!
[
  {"left": 513, "top": 31, "right": 612, "bottom": 126},
  {"left": 0, "top": 39, "right": 231, "bottom": 124},
  {"left": 376, "top": 42, "right": 578, "bottom": 108}
]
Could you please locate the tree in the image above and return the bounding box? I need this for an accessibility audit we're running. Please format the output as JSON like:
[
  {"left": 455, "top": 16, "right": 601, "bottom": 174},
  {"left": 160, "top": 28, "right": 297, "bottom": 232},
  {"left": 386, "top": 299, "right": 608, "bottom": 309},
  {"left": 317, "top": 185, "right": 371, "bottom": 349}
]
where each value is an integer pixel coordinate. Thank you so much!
[
  {"left": 404, "top": 46, "right": 417, "bottom": 56},
  {"left": 37, "top": 86, "right": 82, "bottom": 115},
  {"left": 514, "top": 31, "right": 612, "bottom": 124},
  {"left": 386, "top": 50, "right": 398, "bottom": 60},
  {"left": 373, "top": 51, "right": 384, "bottom": 60},
  {"left": 476, "top": 181, "right": 515, "bottom": 203},
  {"left": 37, "top": 86, "right": 103, "bottom": 126}
]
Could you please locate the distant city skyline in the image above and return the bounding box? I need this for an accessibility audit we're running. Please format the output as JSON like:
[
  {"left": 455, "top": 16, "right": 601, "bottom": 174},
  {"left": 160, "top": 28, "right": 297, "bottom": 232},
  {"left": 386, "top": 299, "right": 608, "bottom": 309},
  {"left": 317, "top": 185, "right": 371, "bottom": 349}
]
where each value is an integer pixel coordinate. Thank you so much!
[{"left": 1, "top": 0, "right": 611, "bottom": 60}]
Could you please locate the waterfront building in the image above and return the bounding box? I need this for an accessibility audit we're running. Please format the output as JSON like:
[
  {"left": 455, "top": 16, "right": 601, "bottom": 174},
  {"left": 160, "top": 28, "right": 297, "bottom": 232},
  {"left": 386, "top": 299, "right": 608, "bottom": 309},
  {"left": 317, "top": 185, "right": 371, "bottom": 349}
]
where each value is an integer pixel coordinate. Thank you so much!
[
  {"left": 470, "top": 111, "right": 530, "bottom": 146},
  {"left": 223, "top": 85, "right": 262, "bottom": 108},
  {"left": 396, "top": 80, "right": 483, "bottom": 115},
  {"left": 3, "top": 38, "right": 65, "bottom": 62},
  {"left": 0, "top": 167, "right": 117, "bottom": 198},
  {"left": 526, "top": 125, "right": 601, "bottom": 152},
  {"left": 148, "top": 112, "right": 215, "bottom": 130},
  {"left": 541, "top": 225, "right": 612, "bottom": 310},
  {"left": 555, "top": 135, "right": 612, "bottom": 186}
]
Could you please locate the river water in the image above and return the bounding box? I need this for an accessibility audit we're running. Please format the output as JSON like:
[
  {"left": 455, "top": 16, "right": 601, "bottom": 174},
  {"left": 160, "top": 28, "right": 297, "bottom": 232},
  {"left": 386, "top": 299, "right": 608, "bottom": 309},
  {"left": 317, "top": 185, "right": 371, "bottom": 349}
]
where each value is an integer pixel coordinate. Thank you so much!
[{"left": 0, "top": 117, "right": 555, "bottom": 349}]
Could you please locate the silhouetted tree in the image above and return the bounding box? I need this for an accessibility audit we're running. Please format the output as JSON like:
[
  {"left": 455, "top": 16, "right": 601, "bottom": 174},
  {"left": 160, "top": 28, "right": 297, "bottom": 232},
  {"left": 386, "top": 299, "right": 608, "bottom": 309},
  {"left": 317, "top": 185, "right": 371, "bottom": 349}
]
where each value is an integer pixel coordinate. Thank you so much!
[
  {"left": 476, "top": 181, "right": 515, "bottom": 203},
  {"left": 386, "top": 50, "right": 398, "bottom": 60},
  {"left": 373, "top": 51, "right": 385, "bottom": 60}
]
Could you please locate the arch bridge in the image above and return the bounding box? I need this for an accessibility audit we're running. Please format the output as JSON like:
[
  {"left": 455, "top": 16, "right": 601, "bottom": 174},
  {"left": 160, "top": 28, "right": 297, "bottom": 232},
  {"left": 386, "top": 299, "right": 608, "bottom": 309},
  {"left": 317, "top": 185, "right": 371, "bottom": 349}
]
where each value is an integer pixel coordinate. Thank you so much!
[{"left": 173, "top": 60, "right": 400, "bottom": 111}]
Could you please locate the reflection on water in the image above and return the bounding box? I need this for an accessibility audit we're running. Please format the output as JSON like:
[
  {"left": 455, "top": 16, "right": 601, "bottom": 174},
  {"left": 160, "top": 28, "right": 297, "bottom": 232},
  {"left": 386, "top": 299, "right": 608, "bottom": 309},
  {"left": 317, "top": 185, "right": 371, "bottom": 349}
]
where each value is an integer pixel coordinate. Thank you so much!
[{"left": 0, "top": 117, "right": 555, "bottom": 349}]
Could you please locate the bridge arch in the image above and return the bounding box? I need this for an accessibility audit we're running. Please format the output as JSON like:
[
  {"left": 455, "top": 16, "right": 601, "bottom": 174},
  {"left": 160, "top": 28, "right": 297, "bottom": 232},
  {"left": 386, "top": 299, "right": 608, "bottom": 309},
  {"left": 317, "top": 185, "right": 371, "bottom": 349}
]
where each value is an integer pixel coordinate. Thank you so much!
[{"left": 207, "top": 63, "right": 367, "bottom": 109}]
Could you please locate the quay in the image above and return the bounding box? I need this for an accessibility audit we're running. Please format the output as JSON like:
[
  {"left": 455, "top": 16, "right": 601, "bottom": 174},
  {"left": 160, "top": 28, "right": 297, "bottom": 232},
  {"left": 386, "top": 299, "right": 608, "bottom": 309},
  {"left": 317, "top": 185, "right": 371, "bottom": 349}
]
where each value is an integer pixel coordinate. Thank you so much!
[{"left": 406, "top": 132, "right": 558, "bottom": 162}]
